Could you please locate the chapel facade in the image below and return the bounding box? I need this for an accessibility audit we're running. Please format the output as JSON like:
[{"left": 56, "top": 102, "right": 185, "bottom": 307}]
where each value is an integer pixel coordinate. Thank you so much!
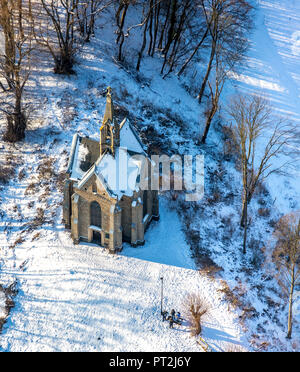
[{"left": 63, "top": 87, "right": 159, "bottom": 253}]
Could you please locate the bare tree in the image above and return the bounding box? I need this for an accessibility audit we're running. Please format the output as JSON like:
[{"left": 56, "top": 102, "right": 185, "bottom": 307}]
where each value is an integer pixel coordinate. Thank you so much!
[
  {"left": 37, "top": 0, "right": 77, "bottom": 74},
  {"left": 136, "top": 5, "right": 150, "bottom": 72},
  {"left": 75, "top": 0, "right": 112, "bottom": 43},
  {"left": 0, "top": 0, "right": 16, "bottom": 89},
  {"left": 184, "top": 293, "right": 209, "bottom": 336},
  {"left": 270, "top": 212, "right": 300, "bottom": 339},
  {"left": 115, "top": 0, "right": 132, "bottom": 62},
  {"left": 161, "top": 0, "right": 194, "bottom": 77},
  {"left": 228, "top": 95, "right": 294, "bottom": 254},
  {"left": 200, "top": 48, "right": 227, "bottom": 144},
  {"left": 0, "top": 0, "right": 34, "bottom": 142},
  {"left": 177, "top": 24, "right": 209, "bottom": 77},
  {"left": 197, "top": 0, "right": 253, "bottom": 104},
  {"left": 123, "top": 0, "right": 208, "bottom": 76}
]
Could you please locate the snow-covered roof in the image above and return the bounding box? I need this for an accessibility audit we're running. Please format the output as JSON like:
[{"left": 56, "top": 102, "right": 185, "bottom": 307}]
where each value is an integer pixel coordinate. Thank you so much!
[
  {"left": 67, "top": 135, "right": 100, "bottom": 181},
  {"left": 120, "top": 118, "right": 146, "bottom": 155},
  {"left": 67, "top": 118, "right": 148, "bottom": 199},
  {"left": 94, "top": 147, "right": 144, "bottom": 199}
]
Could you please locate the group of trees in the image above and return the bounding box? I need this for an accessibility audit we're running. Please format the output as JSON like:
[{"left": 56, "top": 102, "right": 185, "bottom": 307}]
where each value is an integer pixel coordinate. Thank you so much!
[
  {"left": 114, "top": 0, "right": 253, "bottom": 143},
  {"left": 37, "top": 0, "right": 112, "bottom": 74},
  {"left": 0, "top": 0, "right": 254, "bottom": 143},
  {"left": 228, "top": 94, "right": 299, "bottom": 338},
  {"left": 0, "top": 0, "right": 34, "bottom": 142},
  {"left": 0, "top": 0, "right": 111, "bottom": 141},
  {"left": 228, "top": 95, "right": 293, "bottom": 255},
  {"left": 271, "top": 213, "right": 300, "bottom": 340}
]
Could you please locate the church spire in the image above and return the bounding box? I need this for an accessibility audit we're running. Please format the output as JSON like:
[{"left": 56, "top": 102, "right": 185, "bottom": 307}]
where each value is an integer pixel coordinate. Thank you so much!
[
  {"left": 100, "top": 87, "right": 120, "bottom": 157},
  {"left": 103, "top": 86, "right": 114, "bottom": 125}
]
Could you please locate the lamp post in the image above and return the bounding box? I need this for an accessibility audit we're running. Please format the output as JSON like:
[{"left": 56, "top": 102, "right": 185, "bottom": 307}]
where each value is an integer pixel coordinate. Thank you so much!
[{"left": 160, "top": 277, "right": 164, "bottom": 316}]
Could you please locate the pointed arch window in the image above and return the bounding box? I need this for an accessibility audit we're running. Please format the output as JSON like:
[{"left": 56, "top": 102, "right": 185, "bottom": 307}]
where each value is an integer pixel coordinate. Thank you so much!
[
  {"left": 143, "top": 191, "right": 148, "bottom": 217},
  {"left": 90, "top": 201, "right": 102, "bottom": 228}
]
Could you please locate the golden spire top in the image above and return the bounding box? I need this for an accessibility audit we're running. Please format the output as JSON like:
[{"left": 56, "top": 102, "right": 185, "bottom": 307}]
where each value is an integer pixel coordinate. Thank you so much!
[
  {"left": 103, "top": 86, "right": 114, "bottom": 125},
  {"left": 100, "top": 86, "right": 120, "bottom": 157}
]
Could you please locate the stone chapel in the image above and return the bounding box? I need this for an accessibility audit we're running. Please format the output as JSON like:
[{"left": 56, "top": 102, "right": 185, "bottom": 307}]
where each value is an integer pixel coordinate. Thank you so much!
[{"left": 63, "top": 87, "right": 159, "bottom": 253}]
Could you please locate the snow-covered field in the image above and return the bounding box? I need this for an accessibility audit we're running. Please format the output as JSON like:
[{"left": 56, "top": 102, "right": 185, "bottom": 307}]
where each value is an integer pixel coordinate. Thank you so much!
[
  {"left": 0, "top": 28, "right": 246, "bottom": 350},
  {"left": 0, "top": 199, "right": 245, "bottom": 352},
  {"left": 0, "top": 0, "right": 299, "bottom": 352}
]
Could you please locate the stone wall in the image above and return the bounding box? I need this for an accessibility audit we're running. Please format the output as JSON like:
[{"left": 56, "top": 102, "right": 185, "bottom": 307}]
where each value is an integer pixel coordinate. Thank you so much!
[{"left": 65, "top": 172, "right": 160, "bottom": 253}]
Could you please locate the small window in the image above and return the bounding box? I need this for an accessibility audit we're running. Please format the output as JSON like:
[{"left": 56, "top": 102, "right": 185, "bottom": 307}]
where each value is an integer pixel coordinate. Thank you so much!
[
  {"left": 90, "top": 201, "right": 101, "bottom": 228},
  {"left": 143, "top": 191, "right": 147, "bottom": 217},
  {"left": 105, "top": 233, "right": 110, "bottom": 239},
  {"left": 92, "top": 183, "right": 97, "bottom": 193}
]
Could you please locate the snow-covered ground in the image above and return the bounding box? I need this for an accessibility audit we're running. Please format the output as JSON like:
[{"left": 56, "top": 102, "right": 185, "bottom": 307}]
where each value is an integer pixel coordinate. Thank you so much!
[
  {"left": 0, "top": 0, "right": 299, "bottom": 352},
  {"left": 199, "top": 0, "right": 300, "bottom": 350},
  {"left": 0, "top": 198, "right": 245, "bottom": 352},
  {"left": 0, "top": 289, "right": 5, "bottom": 320},
  {"left": 0, "top": 34, "right": 245, "bottom": 349},
  {"left": 230, "top": 0, "right": 300, "bottom": 214}
]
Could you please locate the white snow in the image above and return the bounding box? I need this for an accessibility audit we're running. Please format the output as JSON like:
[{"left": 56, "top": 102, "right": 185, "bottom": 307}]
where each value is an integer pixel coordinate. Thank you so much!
[
  {"left": 229, "top": 0, "right": 300, "bottom": 215},
  {"left": 77, "top": 143, "right": 89, "bottom": 163},
  {"left": 120, "top": 120, "right": 145, "bottom": 154},
  {"left": 95, "top": 146, "right": 143, "bottom": 199},
  {"left": 0, "top": 290, "right": 5, "bottom": 320},
  {"left": 291, "top": 31, "right": 300, "bottom": 57},
  {"left": 71, "top": 137, "right": 89, "bottom": 181},
  {"left": 0, "top": 200, "right": 245, "bottom": 352},
  {"left": 89, "top": 225, "right": 102, "bottom": 232}
]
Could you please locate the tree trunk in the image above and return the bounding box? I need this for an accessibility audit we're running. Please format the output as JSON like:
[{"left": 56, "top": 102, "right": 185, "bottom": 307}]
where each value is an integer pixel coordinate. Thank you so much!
[
  {"left": 136, "top": 16, "right": 149, "bottom": 71},
  {"left": 17, "top": 0, "right": 24, "bottom": 40},
  {"left": 287, "top": 267, "right": 295, "bottom": 339},
  {"left": 242, "top": 190, "right": 248, "bottom": 254},
  {"left": 0, "top": 0, "right": 15, "bottom": 88},
  {"left": 54, "top": 51, "right": 74, "bottom": 74},
  {"left": 158, "top": 0, "right": 171, "bottom": 50},
  {"left": 165, "top": 0, "right": 190, "bottom": 76},
  {"left": 85, "top": 2, "right": 96, "bottom": 42},
  {"left": 147, "top": 0, "right": 154, "bottom": 56},
  {"left": 178, "top": 27, "right": 209, "bottom": 77},
  {"left": 241, "top": 189, "right": 253, "bottom": 227},
  {"left": 201, "top": 104, "right": 217, "bottom": 144},
  {"left": 163, "top": 0, "right": 177, "bottom": 55},
  {"left": 198, "top": 37, "right": 216, "bottom": 104},
  {"left": 5, "top": 92, "right": 26, "bottom": 142},
  {"left": 15, "top": 90, "right": 26, "bottom": 139},
  {"left": 241, "top": 198, "right": 247, "bottom": 228},
  {"left": 151, "top": 0, "right": 161, "bottom": 57},
  {"left": 116, "top": 2, "right": 129, "bottom": 62},
  {"left": 160, "top": 0, "right": 177, "bottom": 74}
]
